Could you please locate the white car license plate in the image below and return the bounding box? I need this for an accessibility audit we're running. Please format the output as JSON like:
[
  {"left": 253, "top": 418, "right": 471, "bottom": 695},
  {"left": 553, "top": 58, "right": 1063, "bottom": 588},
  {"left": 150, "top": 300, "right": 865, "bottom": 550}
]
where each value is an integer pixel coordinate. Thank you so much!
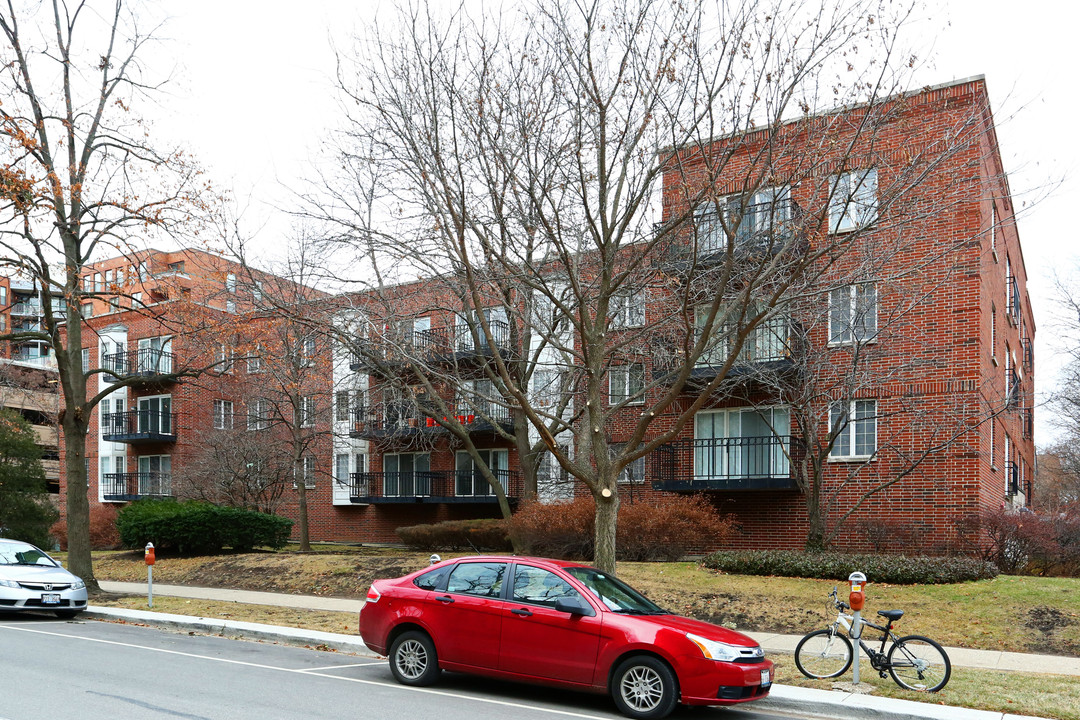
[
  {"left": 760, "top": 669, "right": 771, "bottom": 685},
  {"left": 41, "top": 593, "right": 61, "bottom": 605}
]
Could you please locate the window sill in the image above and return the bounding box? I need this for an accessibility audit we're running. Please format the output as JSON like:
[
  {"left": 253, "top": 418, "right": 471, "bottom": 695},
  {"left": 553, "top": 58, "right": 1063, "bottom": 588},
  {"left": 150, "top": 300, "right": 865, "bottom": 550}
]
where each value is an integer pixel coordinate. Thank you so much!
[
  {"left": 991, "top": 356, "right": 998, "bottom": 367},
  {"left": 827, "top": 338, "right": 878, "bottom": 348},
  {"left": 828, "top": 455, "right": 875, "bottom": 463}
]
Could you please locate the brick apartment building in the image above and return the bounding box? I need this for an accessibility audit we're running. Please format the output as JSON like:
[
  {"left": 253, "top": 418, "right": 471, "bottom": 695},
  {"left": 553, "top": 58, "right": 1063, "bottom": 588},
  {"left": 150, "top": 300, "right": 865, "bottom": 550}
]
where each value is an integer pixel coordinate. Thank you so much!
[
  {"left": 53, "top": 249, "right": 335, "bottom": 527},
  {"left": 316, "top": 76, "right": 1036, "bottom": 552},
  {"left": 47, "top": 76, "right": 1035, "bottom": 553}
]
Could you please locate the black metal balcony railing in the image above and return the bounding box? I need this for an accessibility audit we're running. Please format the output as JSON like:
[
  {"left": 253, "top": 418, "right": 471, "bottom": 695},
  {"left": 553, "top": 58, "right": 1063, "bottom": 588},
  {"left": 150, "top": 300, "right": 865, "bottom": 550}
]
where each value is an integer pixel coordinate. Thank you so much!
[
  {"left": 100, "top": 347, "right": 176, "bottom": 379},
  {"left": 1022, "top": 338, "right": 1034, "bottom": 372},
  {"left": 654, "top": 319, "right": 800, "bottom": 383},
  {"left": 348, "top": 321, "right": 512, "bottom": 371},
  {"left": 101, "top": 472, "right": 172, "bottom": 501},
  {"left": 691, "top": 198, "right": 803, "bottom": 260},
  {"left": 649, "top": 436, "right": 799, "bottom": 492},
  {"left": 348, "top": 469, "right": 523, "bottom": 503},
  {"left": 10, "top": 302, "right": 43, "bottom": 316},
  {"left": 1007, "top": 274, "right": 1021, "bottom": 324},
  {"left": 1006, "top": 370, "right": 1021, "bottom": 409},
  {"left": 1023, "top": 407, "right": 1034, "bottom": 440},
  {"left": 350, "top": 403, "right": 514, "bottom": 438},
  {"left": 101, "top": 410, "right": 177, "bottom": 443},
  {"left": 1005, "top": 461, "right": 1019, "bottom": 496}
]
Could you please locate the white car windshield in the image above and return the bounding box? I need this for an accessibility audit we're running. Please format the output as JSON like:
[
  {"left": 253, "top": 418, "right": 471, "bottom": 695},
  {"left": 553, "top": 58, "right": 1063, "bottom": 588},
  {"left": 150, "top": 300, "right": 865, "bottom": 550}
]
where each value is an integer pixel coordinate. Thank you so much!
[{"left": 0, "top": 542, "right": 57, "bottom": 567}]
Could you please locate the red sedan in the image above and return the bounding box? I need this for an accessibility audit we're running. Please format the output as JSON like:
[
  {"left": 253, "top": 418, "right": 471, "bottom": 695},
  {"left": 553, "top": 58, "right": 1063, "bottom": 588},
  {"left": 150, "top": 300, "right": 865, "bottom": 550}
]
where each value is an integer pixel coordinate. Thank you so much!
[{"left": 359, "top": 555, "right": 773, "bottom": 719}]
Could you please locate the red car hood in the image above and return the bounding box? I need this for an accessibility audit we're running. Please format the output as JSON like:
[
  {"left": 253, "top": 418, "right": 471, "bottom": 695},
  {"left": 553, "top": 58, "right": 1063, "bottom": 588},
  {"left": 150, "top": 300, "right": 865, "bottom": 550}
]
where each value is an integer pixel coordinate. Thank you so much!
[{"left": 630, "top": 613, "right": 758, "bottom": 646}]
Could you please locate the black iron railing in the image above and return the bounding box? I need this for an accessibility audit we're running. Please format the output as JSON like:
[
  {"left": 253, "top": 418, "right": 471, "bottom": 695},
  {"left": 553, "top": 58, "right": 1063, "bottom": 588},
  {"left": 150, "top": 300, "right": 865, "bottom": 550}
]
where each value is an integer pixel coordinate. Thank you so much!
[
  {"left": 101, "top": 410, "right": 177, "bottom": 442},
  {"left": 101, "top": 472, "right": 172, "bottom": 501},
  {"left": 350, "top": 403, "right": 513, "bottom": 438},
  {"left": 649, "top": 436, "right": 798, "bottom": 492},
  {"left": 1005, "top": 461, "right": 1019, "bottom": 496},
  {"left": 348, "top": 469, "right": 522, "bottom": 502},
  {"left": 692, "top": 198, "right": 803, "bottom": 259},
  {"left": 100, "top": 347, "right": 176, "bottom": 377}
]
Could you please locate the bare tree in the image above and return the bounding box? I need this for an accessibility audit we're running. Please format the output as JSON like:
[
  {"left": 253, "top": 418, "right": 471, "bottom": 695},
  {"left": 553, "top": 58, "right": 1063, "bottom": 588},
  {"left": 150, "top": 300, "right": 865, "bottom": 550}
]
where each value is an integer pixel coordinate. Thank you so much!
[
  {"left": 0, "top": 1, "right": 211, "bottom": 586},
  {"left": 301, "top": 0, "right": 990, "bottom": 572},
  {"left": 172, "top": 425, "right": 292, "bottom": 513}
]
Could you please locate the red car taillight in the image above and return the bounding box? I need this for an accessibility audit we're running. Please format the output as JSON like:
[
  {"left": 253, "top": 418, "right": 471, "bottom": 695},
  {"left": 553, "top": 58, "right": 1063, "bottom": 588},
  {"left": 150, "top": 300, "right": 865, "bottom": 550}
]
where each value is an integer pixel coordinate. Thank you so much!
[{"left": 366, "top": 584, "right": 382, "bottom": 603}]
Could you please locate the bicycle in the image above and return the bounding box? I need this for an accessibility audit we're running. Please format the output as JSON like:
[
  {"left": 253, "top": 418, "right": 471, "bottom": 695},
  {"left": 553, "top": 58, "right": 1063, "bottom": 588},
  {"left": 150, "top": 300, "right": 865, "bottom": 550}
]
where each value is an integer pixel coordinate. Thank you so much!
[{"left": 794, "top": 586, "right": 951, "bottom": 692}]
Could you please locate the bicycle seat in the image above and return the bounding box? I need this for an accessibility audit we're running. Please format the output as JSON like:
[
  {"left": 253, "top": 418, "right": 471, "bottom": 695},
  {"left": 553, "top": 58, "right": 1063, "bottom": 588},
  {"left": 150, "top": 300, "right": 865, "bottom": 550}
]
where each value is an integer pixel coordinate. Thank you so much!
[{"left": 877, "top": 609, "right": 904, "bottom": 621}]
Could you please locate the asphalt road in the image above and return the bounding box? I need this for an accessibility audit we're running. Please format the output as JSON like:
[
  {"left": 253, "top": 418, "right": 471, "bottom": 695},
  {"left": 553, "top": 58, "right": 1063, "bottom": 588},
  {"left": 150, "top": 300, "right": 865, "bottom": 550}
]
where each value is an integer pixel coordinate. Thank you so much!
[{"left": 0, "top": 615, "right": 809, "bottom": 720}]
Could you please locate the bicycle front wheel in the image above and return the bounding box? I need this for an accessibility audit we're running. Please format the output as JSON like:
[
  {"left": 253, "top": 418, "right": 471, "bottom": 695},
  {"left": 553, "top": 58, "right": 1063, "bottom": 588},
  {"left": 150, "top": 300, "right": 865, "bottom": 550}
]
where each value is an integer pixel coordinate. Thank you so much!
[
  {"left": 794, "top": 628, "right": 853, "bottom": 679},
  {"left": 887, "top": 635, "right": 951, "bottom": 692}
]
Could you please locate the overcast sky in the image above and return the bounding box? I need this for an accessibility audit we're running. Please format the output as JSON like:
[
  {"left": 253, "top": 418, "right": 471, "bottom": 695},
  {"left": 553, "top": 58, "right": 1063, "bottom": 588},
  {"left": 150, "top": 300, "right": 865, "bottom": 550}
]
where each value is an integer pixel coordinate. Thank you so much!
[{"left": 144, "top": 0, "right": 1078, "bottom": 446}]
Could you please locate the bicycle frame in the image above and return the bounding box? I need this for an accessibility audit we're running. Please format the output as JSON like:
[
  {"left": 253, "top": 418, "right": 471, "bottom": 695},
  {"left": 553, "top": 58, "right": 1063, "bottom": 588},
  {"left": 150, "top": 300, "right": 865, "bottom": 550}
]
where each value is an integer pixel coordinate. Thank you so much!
[{"left": 828, "top": 609, "right": 897, "bottom": 671}]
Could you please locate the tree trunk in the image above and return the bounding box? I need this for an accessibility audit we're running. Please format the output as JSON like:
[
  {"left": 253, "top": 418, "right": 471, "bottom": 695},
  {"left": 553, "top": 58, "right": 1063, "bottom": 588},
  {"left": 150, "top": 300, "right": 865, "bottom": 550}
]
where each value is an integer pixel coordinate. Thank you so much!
[
  {"left": 62, "top": 420, "right": 98, "bottom": 591},
  {"left": 804, "top": 463, "right": 827, "bottom": 551},
  {"left": 593, "top": 483, "right": 619, "bottom": 574},
  {"left": 294, "top": 454, "right": 310, "bottom": 552}
]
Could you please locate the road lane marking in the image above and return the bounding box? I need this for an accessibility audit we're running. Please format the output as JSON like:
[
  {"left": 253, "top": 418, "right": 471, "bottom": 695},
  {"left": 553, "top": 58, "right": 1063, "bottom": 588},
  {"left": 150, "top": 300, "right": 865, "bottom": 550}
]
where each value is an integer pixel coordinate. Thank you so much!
[
  {"left": 298, "top": 661, "right": 383, "bottom": 672},
  {"left": 0, "top": 624, "right": 615, "bottom": 720}
]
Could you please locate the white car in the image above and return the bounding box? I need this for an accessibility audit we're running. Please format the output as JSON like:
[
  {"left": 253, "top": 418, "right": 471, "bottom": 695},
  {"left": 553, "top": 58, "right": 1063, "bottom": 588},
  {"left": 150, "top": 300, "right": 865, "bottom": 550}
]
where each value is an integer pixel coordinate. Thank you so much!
[{"left": 0, "top": 538, "right": 88, "bottom": 619}]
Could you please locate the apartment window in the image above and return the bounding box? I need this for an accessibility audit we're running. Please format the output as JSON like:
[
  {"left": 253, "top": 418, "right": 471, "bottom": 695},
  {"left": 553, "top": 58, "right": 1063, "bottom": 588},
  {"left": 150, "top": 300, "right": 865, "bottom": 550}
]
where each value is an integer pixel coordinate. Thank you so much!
[
  {"left": 829, "top": 169, "right": 877, "bottom": 233},
  {"left": 829, "top": 283, "right": 877, "bottom": 344},
  {"left": 611, "top": 290, "right": 645, "bottom": 329},
  {"left": 138, "top": 262, "right": 149, "bottom": 281},
  {"left": 82, "top": 348, "right": 90, "bottom": 372},
  {"left": 1006, "top": 256, "right": 1020, "bottom": 324},
  {"left": 213, "top": 399, "right": 234, "bottom": 430},
  {"left": 0, "top": 286, "right": 6, "bottom": 306},
  {"left": 216, "top": 344, "right": 233, "bottom": 373},
  {"left": 990, "top": 421, "right": 997, "bottom": 470},
  {"left": 383, "top": 453, "right": 431, "bottom": 496},
  {"left": 990, "top": 304, "right": 997, "bottom": 365},
  {"left": 335, "top": 453, "right": 350, "bottom": 485},
  {"left": 299, "top": 396, "right": 316, "bottom": 428},
  {"left": 608, "top": 363, "right": 644, "bottom": 406},
  {"left": 990, "top": 202, "right": 998, "bottom": 258},
  {"left": 247, "top": 399, "right": 269, "bottom": 431},
  {"left": 247, "top": 345, "right": 262, "bottom": 373},
  {"left": 226, "top": 300, "right": 236, "bottom": 314},
  {"left": 533, "top": 368, "right": 564, "bottom": 408},
  {"left": 829, "top": 400, "right": 877, "bottom": 459},
  {"left": 132, "top": 292, "right": 143, "bottom": 307},
  {"left": 81, "top": 302, "right": 94, "bottom": 318},
  {"left": 0, "top": 314, "right": 4, "bottom": 332},
  {"left": 252, "top": 281, "right": 263, "bottom": 302},
  {"left": 94, "top": 273, "right": 104, "bottom": 292},
  {"left": 696, "top": 187, "right": 792, "bottom": 255},
  {"left": 609, "top": 443, "right": 645, "bottom": 484},
  {"left": 226, "top": 273, "right": 237, "bottom": 292},
  {"left": 537, "top": 446, "right": 573, "bottom": 500},
  {"left": 301, "top": 336, "right": 317, "bottom": 367},
  {"left": 107, "top": 296, "right": 120, "bottom": 312},
  {"left": 168, "top": 261, "right": 185, "bottom": 273},
  {"left": 335, "top": 391, "right": 351, "bottom": 422},
  {"left": 294, "top": 456, "right": 316, "bottom": 489}
]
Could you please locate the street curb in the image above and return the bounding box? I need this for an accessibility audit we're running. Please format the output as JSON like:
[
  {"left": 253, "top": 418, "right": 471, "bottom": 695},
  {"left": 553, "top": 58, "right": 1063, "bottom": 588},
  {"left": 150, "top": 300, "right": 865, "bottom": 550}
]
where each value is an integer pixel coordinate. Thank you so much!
[
  {"left": 759, "top": 684, "right": 1051, "bottom": 720},
  {"left": 82, "top": 607, "right": 1052, "bottom": 720},
  {"left": 84, "top": 606, "right": 379, "bottom": 657}
]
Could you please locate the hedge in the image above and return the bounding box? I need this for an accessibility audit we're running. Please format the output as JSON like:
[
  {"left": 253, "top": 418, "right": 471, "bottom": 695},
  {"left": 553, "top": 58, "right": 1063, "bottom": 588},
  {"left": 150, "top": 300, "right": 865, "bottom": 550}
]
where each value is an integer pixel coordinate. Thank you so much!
[
  {"left": 116, "top": 500, "right": 293, "bottom": 554},
  {"left": 701, "top": 550, "right": 999, "bottom": 584},
  {"left": 396, "top": 519, "right": 512, "bottom": 551}
]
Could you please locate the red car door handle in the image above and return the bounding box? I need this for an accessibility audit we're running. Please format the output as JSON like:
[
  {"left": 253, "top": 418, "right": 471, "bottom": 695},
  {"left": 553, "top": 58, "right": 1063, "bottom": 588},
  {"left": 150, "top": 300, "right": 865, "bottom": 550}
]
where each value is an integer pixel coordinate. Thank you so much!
[
  {"left": 436, "top": 595, "right": 455, "bottom": 604},
  {"left": 511, "top": 608, "right": 533, "bottom": 617}
]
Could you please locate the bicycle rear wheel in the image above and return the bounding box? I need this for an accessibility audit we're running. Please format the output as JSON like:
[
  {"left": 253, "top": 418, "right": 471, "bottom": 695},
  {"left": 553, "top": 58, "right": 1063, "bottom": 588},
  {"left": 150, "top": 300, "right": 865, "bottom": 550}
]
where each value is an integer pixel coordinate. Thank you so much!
[
  {"left": 794, "top": 628, "right": 853, "bottom": 679},
  {"left": 887, "top": 635, "right": 951, "bottom": 692}
]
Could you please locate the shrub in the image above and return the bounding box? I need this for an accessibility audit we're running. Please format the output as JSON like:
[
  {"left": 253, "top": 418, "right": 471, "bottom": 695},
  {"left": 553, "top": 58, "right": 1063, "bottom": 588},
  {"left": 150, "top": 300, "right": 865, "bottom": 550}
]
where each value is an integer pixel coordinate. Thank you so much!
[
  {"left": 116, "top": 500, "right": 292, "bottom": 554},
  {"left": 508, "top": 497, "right": 596, "bottom": 559},
  {"left": 49, "top": 504, "right": 121, "bottom": 551},
  {"left": 700, "top": 550, "right": 998, "bottom": 584},
  {"left": 396, "top": 519, "right": 512, "bottom": 551},
  {"left": 617, "top": 495, "right": 737, "bottom": 561},
  {"left": 506, "top": 494, "right": 736, "bottom": 561}
]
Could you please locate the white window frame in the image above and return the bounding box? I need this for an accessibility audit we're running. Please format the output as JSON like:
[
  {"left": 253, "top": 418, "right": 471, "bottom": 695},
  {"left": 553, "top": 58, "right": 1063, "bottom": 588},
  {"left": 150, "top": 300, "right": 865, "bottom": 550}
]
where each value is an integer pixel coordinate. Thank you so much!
[
  {"left": 247, "top": 345, "right": 262, "bottom": 373},
  {"left": 301, "top": 335, "right": 317, "bottom": 367},
  {"left": 335, "top": 391, "right": 351, "bottom": 422},
  {"left": 609, "top": 443, "right": 646, "bottom": 484},
  {"left": 335, "top": 453, "right": 350, "bottom": 486},
  {"left": 608, "top": 363, "right": 645, "bottom": 406},
  {"left": 695, "top": 186, "right": 792, "bottom": 255},
  {"left": 226, "top": 273, "right": 237, "bottom": 292},
  {"left": 294, "top": 456, "right": 316, "bottom": 489},
  {"left": 213, "top": 399, "right": 234, "bottom": 430},
  {"left": 247, "top": 398, "right": 269, "bottom": 431},
  {"left": 611, "top": 290, "right": 645, "bottom": 329},
  {"left": 829, "top": 283, "right": 877, "bottom": 345},
  {"left": 829, "top": 169, "right": 878, "bottom": 233},
  {"left": 216, "top": 344, "right": 234, "bottom": 374},
  {"left": 299, "top": 396, "right": 316, "bottom": 428},
  {"left": 829, "top": 400, "right": 877, "bottom": 460}
]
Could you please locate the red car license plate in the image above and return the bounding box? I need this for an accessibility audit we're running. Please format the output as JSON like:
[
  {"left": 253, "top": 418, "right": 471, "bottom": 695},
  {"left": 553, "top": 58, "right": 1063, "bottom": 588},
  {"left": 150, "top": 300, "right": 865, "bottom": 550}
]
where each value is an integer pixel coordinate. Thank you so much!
[
  {"left": 41, "top": 593, "right": 61, "bottom": 605},
  {"left": 760, "top": 669, "right": 771, "bottom": 686}
]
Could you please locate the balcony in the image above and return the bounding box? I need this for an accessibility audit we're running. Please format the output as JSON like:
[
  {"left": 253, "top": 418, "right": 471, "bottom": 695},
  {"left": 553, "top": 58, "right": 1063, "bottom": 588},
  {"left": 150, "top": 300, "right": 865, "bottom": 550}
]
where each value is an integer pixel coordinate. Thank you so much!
[
  {"left": 1006, "top": 274, "right": 1021, "bottom": 325},
  {"left": 101, "top": 472, "right": 172, "bottom": 501},
  {"left": 348, "top": 328, "right": 450, "bottom": 371},
  {"left": 349, "top": 403, "right": 515, "bottom": 439},
  {"left": 449, "top": 320, "right": 512, "bottom": 360},
  {"left": 649, "top": 436, "right": 799, "bottom": 492},
  {"left": 1005, "top": 461, "right": 1019, "bottom": 497},
  {"left": 100, "top": 347, "right": 177, "bottom": 385},
  {"left": 656, "top": 317, "right": 800, "bottom": 384},
  {"left": 10, "top": 302, "right": 43, "bottom": 316},
  {"left": 679, "top": 197, "right": 805, "bottom": 266},
  {"left": 348, "top": 469, "right": 522, "bottom": 503},
  {"left": 1022, "top": 338, "right": 1033, "bottom": 373},
  {"left": 1023, "top": 407, "right": 1034, "bottom": 440},
  {"left": 101, "top": 410, "right": 177, "bottom": 443}
]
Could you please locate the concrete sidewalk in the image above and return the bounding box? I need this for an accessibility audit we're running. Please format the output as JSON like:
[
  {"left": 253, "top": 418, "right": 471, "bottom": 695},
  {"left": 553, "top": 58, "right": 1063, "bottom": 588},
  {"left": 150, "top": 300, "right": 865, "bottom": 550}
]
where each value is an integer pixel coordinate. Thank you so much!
[{"left": 98, "top": 581, "right": 1080, "bottom": 677}]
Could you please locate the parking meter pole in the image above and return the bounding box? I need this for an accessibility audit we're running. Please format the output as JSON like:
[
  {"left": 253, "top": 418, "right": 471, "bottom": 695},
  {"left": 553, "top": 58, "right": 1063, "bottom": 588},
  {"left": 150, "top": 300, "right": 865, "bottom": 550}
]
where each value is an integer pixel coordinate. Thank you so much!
[
  {"left": 848, "top": 571, "right": 867, "bottom": 686},
  {"left": 145, "top": 542, "right": 156, "bottom": 608}
]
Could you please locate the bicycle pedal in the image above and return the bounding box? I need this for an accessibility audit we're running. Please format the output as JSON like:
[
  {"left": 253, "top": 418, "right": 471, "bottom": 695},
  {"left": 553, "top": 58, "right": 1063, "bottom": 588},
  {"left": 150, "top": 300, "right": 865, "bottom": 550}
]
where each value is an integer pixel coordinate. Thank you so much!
[{"left": 878, "top": 671, "right": 888, "bottom": 679}]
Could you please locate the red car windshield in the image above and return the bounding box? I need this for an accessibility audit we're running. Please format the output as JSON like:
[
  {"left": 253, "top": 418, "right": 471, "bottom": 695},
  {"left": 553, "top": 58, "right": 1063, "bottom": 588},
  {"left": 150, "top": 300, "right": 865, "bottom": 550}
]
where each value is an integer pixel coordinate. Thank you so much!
[{"left": 564, "top": 567, "right": 666, "bottom": 614}]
